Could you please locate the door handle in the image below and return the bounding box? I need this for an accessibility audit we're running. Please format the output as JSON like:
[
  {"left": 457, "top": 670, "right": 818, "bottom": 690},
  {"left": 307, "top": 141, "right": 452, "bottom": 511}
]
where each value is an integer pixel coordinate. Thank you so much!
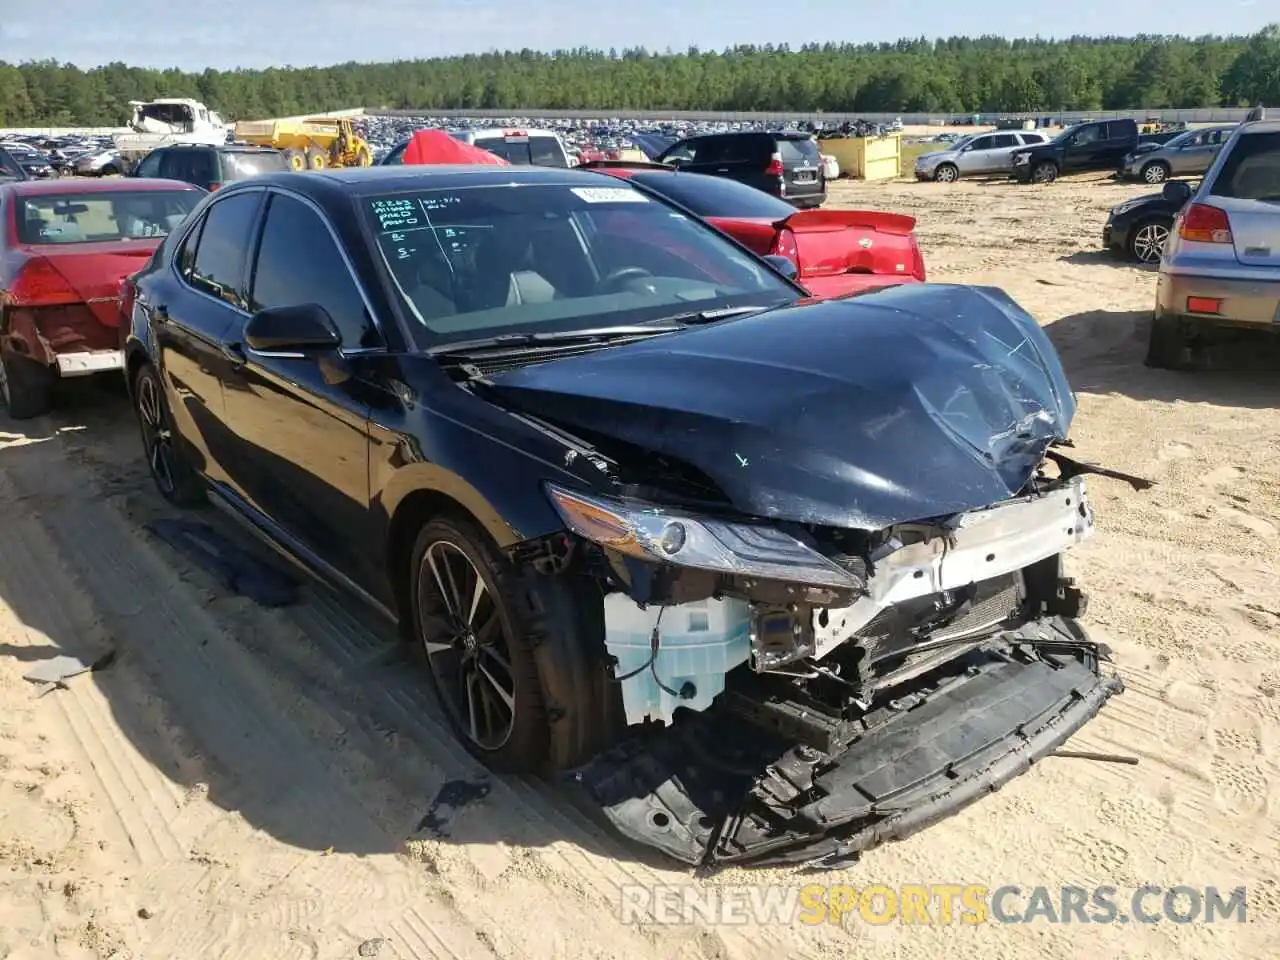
[{"left": 717, "top": 168, "right": 729, "bottom": 173}]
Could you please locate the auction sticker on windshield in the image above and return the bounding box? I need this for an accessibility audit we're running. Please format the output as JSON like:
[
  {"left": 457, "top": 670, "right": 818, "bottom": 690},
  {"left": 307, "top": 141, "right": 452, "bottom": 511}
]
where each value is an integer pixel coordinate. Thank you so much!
[{"left": 571, "top": 187, "right": 649, "bottom": 203}]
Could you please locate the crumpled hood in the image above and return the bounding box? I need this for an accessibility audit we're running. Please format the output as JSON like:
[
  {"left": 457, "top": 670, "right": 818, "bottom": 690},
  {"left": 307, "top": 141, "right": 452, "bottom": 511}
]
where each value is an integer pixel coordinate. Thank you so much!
[{"left": 483, "top": 284, "right": 1076, "bottom": 529}]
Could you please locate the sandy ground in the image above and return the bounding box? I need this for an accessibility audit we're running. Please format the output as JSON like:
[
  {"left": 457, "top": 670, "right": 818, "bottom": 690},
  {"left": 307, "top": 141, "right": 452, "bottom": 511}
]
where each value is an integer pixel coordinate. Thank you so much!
[{"left": 1, "top": 170, "right": 1278, "bottom": 960}]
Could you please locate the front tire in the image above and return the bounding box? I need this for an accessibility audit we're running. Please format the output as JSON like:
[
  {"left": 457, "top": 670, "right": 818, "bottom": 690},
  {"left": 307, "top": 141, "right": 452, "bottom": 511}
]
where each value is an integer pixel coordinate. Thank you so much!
[
  {"left": 1141, "top": 161, "right": 1170, "bottom": 184},
  {"left": 133, "top": 361, "right": 205, "bottom": 506},
  {"left": 0, "top": 349, "right": 55, "bottom": 420},
  {"left": 411, "top": 516, "right": 549, "bottom": 772},
  {"left": 933, "top": 163, "right": 959, "bottom": 183}
]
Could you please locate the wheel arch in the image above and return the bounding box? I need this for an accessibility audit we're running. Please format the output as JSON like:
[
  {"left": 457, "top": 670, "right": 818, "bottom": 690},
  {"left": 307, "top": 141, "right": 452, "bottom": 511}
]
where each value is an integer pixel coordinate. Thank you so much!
[
  {"left": 380, "top": 462, "right": 565, "bottom": 623},
  {"left": 385, "top": 475, "right": 622, "bottom": 768}
]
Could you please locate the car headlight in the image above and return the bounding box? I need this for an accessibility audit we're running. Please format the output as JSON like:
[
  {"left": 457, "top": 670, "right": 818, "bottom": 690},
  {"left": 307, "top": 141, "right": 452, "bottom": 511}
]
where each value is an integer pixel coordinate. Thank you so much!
[
  {"left": 1111, "top": 200, "right": 1139, "bottom": 215},
  {"left": 1013, "top": 153, "right": 1029, "bottom": 165},
  {"left": 545, "top": 484, "right": 861, "bottom": 590}
]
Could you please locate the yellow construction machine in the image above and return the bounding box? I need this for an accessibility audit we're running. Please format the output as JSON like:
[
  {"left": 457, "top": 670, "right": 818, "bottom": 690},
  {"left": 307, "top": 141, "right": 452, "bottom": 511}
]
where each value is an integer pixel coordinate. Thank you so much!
[{"left": 231, "top": 116, "right": 374, "bottom": 170}]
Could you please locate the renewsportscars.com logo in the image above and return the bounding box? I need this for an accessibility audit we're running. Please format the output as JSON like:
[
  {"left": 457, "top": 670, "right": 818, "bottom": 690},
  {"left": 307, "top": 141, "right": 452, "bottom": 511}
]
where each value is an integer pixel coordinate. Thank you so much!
[{"left": 619, "top": 884, "right": 1249, "bottom": 927}]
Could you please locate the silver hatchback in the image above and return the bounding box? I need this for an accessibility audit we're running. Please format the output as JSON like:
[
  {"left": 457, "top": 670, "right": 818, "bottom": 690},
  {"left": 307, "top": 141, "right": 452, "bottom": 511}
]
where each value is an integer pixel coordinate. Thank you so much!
[
  {"left": 1121, "top": 125, "right": 1236, "bottom": 185},
  {"left": 915, "top": 130, "right": 1048, "bottom": 182},
  {"left": 1147, "top": 120, "right": 1280, "bottom": 368}
]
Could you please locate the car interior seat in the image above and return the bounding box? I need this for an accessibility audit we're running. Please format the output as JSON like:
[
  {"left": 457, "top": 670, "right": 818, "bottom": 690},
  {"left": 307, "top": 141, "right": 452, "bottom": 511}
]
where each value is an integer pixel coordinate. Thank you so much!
[{"left": 468, "top": 224, "right": 558, "bottom": 309}]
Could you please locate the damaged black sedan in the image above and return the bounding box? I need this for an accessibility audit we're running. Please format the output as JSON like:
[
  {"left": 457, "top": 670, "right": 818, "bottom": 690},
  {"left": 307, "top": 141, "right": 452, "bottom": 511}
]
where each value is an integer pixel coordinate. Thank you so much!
[{"left": 122, "top": 165, "right": 1128, "bottom": 869}]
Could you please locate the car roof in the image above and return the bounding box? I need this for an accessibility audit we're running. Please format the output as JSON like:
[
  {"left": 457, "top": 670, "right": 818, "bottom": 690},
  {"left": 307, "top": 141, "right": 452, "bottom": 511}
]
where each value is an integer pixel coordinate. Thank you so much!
[
  {"left": 159, "top": 142, "right": 281, "bottom": 153},
  {"left": 1237, "top": 119, "right": 1280, "bottom": 134},
  {"left": 461, "top": 128, "right": 562, "bottom": 138},
  {"left": 237, "top": 164, "right": 611, "bottom": 199},
  {"left": 2, "top": 177, "right": 201, "bottom": 197}
]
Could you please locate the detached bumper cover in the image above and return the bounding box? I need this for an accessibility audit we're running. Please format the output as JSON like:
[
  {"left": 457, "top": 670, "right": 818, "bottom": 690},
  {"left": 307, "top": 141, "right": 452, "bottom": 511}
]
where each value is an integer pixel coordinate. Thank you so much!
[{"left": 578, "top": 616, "right": 1122, "bottom": 868}]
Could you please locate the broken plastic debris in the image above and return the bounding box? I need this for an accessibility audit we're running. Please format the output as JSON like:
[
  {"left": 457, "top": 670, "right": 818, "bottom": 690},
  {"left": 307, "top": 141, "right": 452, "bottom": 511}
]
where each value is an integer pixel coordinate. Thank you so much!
[{"left": 23, "top": 650, "right": 116, "bottom": 691}]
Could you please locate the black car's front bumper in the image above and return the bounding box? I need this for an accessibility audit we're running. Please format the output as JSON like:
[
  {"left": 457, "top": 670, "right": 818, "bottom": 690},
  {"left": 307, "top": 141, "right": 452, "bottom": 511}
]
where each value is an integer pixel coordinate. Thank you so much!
[
  {"left": 578, "top": 615, "right": 1123, "bottom": 869},
  {"left": 1103, "top": 214, "right": 1122, "bottom": 251}
]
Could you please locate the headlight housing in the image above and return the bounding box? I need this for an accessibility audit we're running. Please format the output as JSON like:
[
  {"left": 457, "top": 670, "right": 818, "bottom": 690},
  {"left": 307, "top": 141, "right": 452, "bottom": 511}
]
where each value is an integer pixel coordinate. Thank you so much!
[
  {"left": 545, "top": 484, "right": 861, "bottom": 590},
  {"left": 1013, "top": 153, "right": 1030, "bottom": 165}
]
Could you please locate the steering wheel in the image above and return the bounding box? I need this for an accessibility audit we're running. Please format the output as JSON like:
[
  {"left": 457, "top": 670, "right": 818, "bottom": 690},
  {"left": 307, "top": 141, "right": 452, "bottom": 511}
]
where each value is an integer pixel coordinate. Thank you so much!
[{"left": 597, "top": 266, "right": 654, "bottom": 293}]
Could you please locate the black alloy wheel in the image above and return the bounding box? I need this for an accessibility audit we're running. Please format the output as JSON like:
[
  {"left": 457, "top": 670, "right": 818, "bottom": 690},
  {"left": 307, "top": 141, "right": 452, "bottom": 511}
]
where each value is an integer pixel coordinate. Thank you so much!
[
  {"left": 411, "top": 518, "right": 547, "bottom": 771},
  {"left": 133, "top": 362, "right": 205, "bottom": 506}
]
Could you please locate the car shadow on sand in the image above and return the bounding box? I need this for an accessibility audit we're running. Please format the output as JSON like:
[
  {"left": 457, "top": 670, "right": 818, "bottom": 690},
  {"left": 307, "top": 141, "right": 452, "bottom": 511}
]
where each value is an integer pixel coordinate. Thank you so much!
[
  {"left": 0, "top": 392, "right": 682, "bottom": 871},
  {"left": 1046, "top": 309, "right": 1280, "bottom": 408},
  {"left": 1058, "top": 250, "right": 1156, "bottom": 271}
]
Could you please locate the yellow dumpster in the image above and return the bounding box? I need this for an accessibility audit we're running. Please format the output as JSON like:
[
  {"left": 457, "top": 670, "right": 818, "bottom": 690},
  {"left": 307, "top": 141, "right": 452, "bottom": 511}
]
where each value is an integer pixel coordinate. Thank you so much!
[{"left": 818, "top": 134, "right": 902, "bottom": 181}]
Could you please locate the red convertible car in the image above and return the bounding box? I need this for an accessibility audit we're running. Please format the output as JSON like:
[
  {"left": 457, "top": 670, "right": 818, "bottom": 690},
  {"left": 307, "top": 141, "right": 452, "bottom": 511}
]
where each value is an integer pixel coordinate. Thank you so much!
[
  {"left": 1, "top": 177, "right": 204, "bottom": 418},
  {"left": 583, "top": 162, "right": 927, "bottom": 298}
]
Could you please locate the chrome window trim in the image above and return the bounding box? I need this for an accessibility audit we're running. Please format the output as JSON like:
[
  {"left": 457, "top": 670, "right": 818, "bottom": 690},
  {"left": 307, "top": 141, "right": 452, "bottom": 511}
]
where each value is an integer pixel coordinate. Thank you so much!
[{"left": 168, "top": 184, "right": 390, "bottom": 360}]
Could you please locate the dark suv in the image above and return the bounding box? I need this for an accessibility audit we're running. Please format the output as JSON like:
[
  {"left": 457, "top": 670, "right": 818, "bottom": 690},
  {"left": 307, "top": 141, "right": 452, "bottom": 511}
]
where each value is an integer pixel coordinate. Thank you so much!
[
  {"left": 130, "top": 144, "right": 289, "bottom": 191},
  {"left": 656, "top": 131, "right": 826, "bottom": 207}
]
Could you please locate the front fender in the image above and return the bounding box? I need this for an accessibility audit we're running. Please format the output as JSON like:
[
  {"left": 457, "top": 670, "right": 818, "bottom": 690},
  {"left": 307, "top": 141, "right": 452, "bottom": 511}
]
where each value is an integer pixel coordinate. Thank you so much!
[{"left": 371, "top": 384, "right": 611, "bottom": 550}]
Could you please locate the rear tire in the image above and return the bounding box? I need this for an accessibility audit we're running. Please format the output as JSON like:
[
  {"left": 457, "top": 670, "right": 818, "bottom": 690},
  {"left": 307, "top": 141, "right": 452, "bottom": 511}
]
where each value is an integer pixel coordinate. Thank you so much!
[
  {"left": 305, "top": 147, "right": 328, "bottom": 170},
  {"left": 283, "top": 148, "right": 307, "bottom": 171},
  {"left": 933, "top": 163, "right": 958, "bottom": 183},
  {"left": 1128, "top": 217, "right": 1172, "bottom": 264},
  {"left": 1144, "top": 315, "right": 1194, "bottom": 370},
  {"left": 132, "top": 361, "right": 206, "bottom": 506},
  {"left": 0, "top": 349, "right": 55, "bottom": 420},
  {"left": 1141, "top": 161, "right": 1170, "bottom": 184}
]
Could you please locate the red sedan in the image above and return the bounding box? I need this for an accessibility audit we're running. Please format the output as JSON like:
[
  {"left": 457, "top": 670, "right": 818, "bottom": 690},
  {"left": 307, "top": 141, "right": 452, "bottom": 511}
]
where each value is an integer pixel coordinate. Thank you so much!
[
  {"left": 584, "top": 163, "right": 926, "bottom": 299},
  {"left": 1, "top": 177, "right": 204, "bottom": 418}
]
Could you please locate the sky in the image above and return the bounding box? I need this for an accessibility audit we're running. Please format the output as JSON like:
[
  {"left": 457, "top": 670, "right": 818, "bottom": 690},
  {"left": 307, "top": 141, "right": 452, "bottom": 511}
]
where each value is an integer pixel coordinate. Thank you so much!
[{"left": 0, "top": 0, "right": 1271, "bottom": 71}]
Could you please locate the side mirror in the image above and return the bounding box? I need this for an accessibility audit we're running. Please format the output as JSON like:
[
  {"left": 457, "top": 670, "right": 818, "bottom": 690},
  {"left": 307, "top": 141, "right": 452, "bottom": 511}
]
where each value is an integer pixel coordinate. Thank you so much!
[
  {"left": 244, "top": 303, "right": 341, "bottom": 352},
  {"left": 1162, "top": 180, "right": 1192, "bottom": 205},
  {"left": 762, "top": 254, "right": 799, "bottom": 281}
]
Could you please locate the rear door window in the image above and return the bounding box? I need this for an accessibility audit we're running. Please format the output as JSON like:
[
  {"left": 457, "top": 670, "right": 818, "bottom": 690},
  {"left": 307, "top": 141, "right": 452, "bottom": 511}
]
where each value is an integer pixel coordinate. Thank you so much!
[
  {"left": 186, "top": 191, "right": 262, "bottom": 309},
  {"left": 1209, "top": 132, "right": 1280, "bottom": 201}
]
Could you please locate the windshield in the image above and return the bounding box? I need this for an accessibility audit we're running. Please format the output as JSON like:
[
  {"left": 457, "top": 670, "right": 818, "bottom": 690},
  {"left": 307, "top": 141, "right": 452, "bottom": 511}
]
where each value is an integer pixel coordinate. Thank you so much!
[
  {"left": 630, "top": 171, "right": 796, "bottom": 218},
  {"left": 15, "top": 189, "right": 202, "bottom": 244},
  {"left": 950, "top": 134, "right": 979, "bottom": 152},
  {"left": 364, "top": 181, "right": 799, "bottom": 346},
  {"left": 1209, "top": 131, "right": 1280, "bottom": 202},
  {"left": 1051, "top": 124, "right": 1082, "bottom": 144}
]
